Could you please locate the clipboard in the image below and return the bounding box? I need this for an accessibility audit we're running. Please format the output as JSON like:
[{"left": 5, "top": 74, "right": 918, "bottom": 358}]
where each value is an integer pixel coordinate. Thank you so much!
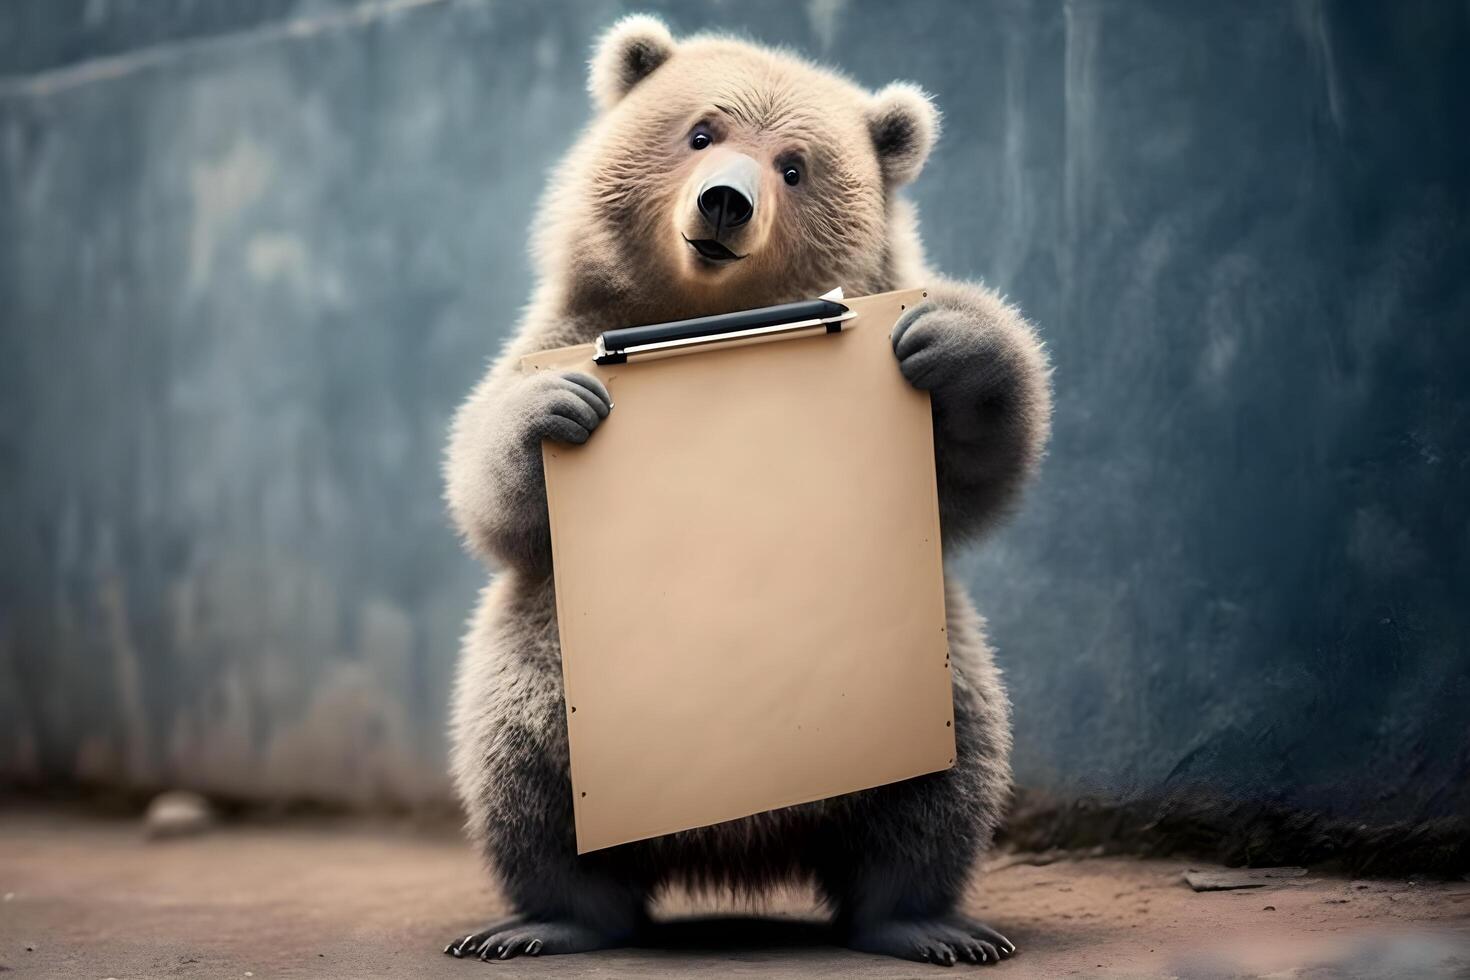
[{"left": 521, "top": 287, "right": 955, "bottom": 853}]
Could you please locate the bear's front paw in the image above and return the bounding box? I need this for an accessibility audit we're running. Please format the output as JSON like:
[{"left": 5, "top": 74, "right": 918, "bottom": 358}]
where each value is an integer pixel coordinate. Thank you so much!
[
  {"left": 444, "top": 915, "right": 628, "bottom": 960},
  {"left": 518, "top": 370, "right": 612, "bottom": 445},
  {"left": 846, "top": 916, "right": 1016, "bottom": 966},
  {"left": 891, "top": 304, "right": 996, "bottom": 394}
]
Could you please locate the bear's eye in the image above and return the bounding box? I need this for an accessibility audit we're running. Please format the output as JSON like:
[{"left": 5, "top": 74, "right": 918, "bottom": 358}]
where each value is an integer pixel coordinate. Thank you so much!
[
  {"left": 783, "top": 166, "right": 802, "bottom": 187},
  {"left": 689, "top": 128, "right": 712, "bottom": 151}
]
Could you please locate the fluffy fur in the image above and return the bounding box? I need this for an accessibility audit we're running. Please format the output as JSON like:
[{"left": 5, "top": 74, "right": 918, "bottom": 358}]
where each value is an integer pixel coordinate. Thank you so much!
[{"left": 444, "top": 16, "right": 1051, "bottom": 968}]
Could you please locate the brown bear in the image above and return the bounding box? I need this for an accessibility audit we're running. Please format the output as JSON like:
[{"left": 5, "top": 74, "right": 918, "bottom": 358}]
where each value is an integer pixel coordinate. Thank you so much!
[{"left": 443, "top": 14, "right": 1051, "bottom": 967}]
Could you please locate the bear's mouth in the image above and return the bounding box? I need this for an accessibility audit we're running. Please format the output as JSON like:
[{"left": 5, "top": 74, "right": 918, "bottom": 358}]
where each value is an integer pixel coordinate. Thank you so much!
[{"left": 683, "top": 235, "right": 745, "bottom": 264}]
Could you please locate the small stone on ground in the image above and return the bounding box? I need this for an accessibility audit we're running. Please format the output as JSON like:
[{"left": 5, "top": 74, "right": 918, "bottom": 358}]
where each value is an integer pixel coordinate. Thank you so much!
[
  {"left": 1183, "top": 866, "right": 1309, "bottom": 891},
  {"left": 142, "top": 790, "right": 216, "bottom": 840}
]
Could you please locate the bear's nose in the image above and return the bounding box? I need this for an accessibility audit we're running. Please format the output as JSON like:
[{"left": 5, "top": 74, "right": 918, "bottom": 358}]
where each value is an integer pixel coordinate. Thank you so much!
[
  {"left": 695, "top": 153, "right": 761, "bottom": 236},
  {"left": 698, "top": 184, "right": 754, "bottom": 231}
]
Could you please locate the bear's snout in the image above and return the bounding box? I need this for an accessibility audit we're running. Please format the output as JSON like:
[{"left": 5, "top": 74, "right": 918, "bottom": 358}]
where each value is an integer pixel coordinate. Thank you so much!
[{"left": 694, "top": 153, "right": 761, "bottom": 238}]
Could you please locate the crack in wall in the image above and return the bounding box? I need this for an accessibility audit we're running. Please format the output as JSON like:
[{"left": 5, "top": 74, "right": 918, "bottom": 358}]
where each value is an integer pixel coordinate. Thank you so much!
[{"left": 0, "top": 0, "right": 472, "bottom": 100}]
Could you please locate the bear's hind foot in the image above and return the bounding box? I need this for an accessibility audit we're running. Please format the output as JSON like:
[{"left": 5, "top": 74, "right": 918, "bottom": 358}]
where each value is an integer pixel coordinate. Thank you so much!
[
  {"left": 444, "top": 915, "right": 629, "bottom": 960},
  {"left": 846, "top": 915, "right": 1016, "bottom": 966}
]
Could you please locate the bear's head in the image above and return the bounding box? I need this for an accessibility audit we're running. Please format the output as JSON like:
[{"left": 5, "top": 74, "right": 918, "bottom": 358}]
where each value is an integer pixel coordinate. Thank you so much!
[{"left": 543, "top": 15, "right": 940, "bottom": 316}]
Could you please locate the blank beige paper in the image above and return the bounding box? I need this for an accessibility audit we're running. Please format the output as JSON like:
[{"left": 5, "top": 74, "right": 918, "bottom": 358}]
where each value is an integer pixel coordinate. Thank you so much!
[{"left": 522, "top": 287, "right": 954, "bottom": 853}]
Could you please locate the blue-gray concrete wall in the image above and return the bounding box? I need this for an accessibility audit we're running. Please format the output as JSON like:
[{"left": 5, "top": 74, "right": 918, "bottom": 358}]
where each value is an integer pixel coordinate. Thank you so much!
[{"left": 2, "top": 1, "right": 1466, "bottom": 843}]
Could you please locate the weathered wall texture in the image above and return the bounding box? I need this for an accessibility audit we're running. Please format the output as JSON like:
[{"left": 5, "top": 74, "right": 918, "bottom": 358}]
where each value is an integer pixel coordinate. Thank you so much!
[{"left": 2, "top": 1, "right": 1466, "bottom": 850}]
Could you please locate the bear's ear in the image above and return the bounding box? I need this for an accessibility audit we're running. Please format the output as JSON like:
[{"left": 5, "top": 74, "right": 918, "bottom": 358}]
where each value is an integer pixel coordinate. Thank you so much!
[
  {"left": 866, "top": 83, "right": 941, "bottom": 186},
  {"left": 588, "top": 15, "right": 677, "bottom": 112}
]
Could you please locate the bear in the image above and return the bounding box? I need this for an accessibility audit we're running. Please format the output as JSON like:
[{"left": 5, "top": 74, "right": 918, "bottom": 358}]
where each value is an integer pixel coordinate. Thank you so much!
[{"left": 442, "top": 14, "right": 1051, "bottom": 967}]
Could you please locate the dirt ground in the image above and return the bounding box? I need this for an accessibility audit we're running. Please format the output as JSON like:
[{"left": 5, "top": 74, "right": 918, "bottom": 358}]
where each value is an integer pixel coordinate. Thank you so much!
[{"left": 1, "top": 807, "right": 1468, "bottom": 979}]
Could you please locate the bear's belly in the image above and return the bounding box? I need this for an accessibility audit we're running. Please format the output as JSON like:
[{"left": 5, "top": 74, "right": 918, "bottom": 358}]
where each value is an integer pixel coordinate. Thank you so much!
[{"left": 628, "top": 802, "right": 827, "bottom": 892}]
